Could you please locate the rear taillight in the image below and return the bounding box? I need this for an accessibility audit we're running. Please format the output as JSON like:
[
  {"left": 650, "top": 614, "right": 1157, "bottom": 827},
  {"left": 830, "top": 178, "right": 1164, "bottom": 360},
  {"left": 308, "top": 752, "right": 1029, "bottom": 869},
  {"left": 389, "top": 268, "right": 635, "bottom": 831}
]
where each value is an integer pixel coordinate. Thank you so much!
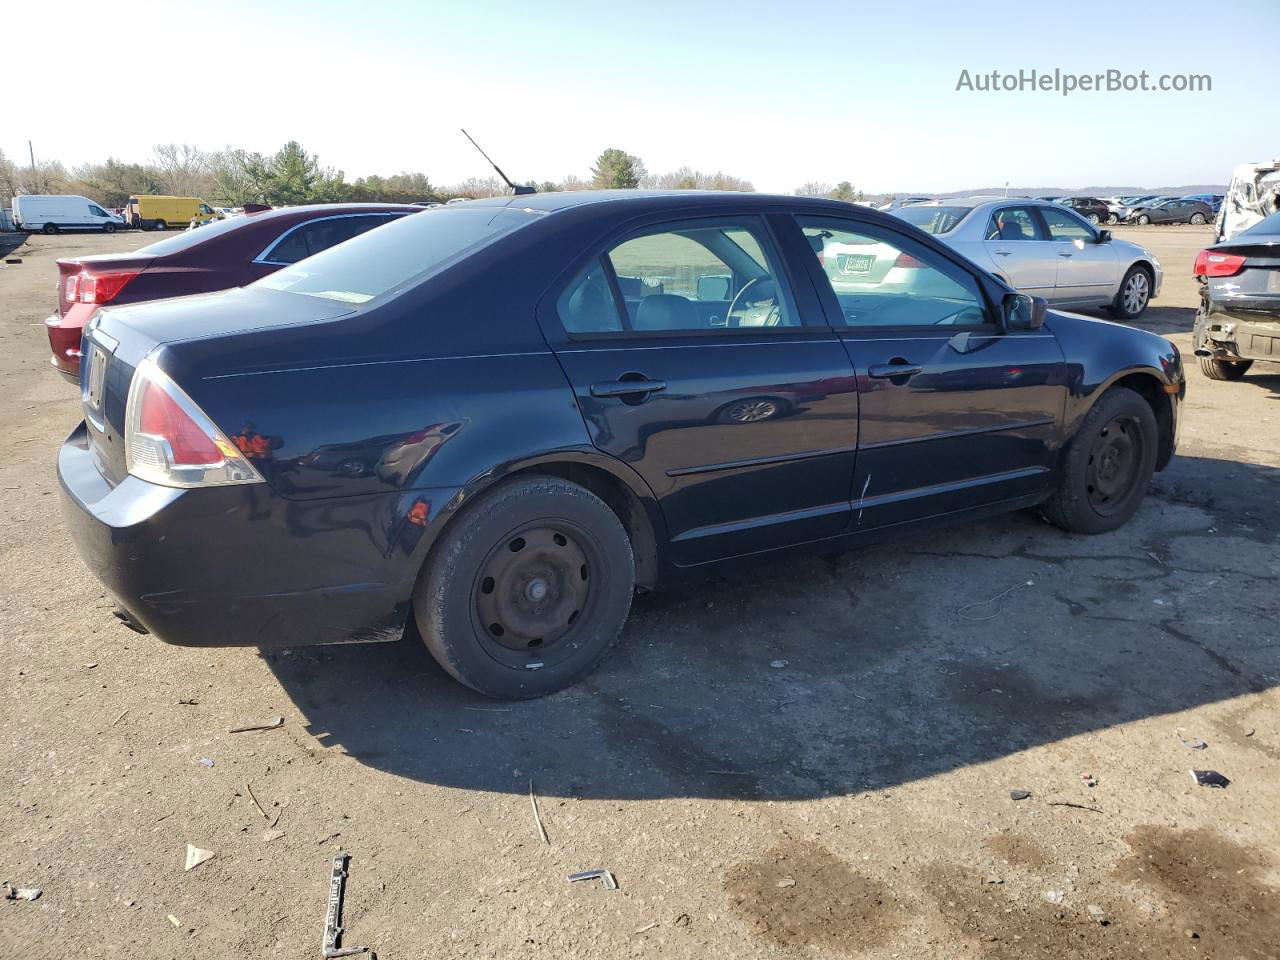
[
  {"left": 893, "top": 252, "right": 925, "bottom": 269},
  {"left": 64, "top": 275, "right": 81, "bottom": 302},
  {"left": 1193, "top": 251, "right": 1246, "bottom": 278},
  {"left": 80, "top": 270, "right": 139, "bottom": 305},
  {"left": 125, "top": 358, "right": 262, "bottom": 488}
]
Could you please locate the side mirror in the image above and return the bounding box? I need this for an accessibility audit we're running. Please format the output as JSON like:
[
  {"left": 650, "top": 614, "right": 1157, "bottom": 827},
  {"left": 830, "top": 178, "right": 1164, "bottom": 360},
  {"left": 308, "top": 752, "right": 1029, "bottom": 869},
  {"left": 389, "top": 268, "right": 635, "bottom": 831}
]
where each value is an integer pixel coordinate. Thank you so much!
[
  {"left": 1097, "top": 229, "right": 1113, "bottom": 243},
  {"left": 1003, "top": 292, "right": 1046, "bottom": 331}
]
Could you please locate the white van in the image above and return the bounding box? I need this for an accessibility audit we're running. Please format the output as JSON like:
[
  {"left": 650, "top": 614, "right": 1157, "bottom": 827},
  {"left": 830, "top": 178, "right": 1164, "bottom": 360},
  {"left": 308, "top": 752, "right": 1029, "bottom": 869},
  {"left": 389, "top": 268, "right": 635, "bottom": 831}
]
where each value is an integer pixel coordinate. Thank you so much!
[{"left": 11, "top": 195, "right": 124, "bottom": 235}]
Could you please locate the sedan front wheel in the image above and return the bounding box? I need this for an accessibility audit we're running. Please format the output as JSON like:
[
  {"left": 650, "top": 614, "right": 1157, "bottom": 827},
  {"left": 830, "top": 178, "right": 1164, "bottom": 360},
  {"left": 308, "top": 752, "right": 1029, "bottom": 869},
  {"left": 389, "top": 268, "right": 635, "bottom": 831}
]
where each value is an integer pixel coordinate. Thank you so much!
[
  {"left": 1042, "top": 386, "right": 1157, "bottom": 534},
  {"left": 1108, "top": 265, "right": 1152, "bottom": 319}
]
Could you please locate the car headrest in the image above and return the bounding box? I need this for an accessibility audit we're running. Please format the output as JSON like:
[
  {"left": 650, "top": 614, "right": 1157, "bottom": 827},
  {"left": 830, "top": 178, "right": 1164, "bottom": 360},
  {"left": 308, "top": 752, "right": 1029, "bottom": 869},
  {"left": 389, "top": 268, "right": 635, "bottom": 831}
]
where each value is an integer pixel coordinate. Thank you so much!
[{"left": 634, "top": 294, "right": 702, "bottom": 331}]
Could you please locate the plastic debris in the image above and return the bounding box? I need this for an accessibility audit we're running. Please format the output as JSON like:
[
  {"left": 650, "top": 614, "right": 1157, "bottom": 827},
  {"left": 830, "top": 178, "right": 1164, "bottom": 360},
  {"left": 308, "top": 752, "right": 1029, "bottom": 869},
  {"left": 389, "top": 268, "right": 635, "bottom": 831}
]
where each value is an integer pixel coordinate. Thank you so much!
[
  {"left": 195, "top": 758, "right": 215, "bottom": 768},
  {"left": 1010, "top": 789, "right": 1032, "bottom": 801},
  {"left": 568, "top": 869, "right": 618, "bottom": 890},
  {"left": 1177, "top": 734, "right": 1208, "bottom": 750},
  {"left": 167, "top": 914, "right": 181, "bottom": 927},
  {"left": 4, "top": 885, "right": 41, "bottom": 901},
  {"left": 1043, "top": 890, "right": 1065, "bottom": 904},
  {"left": 776, "top": 878, "right": 796, "bottom": 888},
  {"left": 184, "top": 844, "right": 215, "bottom": 871},
  {"left": 769, "top": 659, "right": 788, "bottom": 669},
  {"left": 322, "top": 852, "right": 370, "bottom": 957},
  {"left": 1080, "top": 773, "right": 1097, "bottom": 788},
  {"left": 1191, "top": 770, "right": 1230, "bottom": 788},
  {"left": 1087, "top": 904, "right": 1108, "bottom": 924},
  {"left": 262, "top": 829, "right": 286, "bottom": 843}
]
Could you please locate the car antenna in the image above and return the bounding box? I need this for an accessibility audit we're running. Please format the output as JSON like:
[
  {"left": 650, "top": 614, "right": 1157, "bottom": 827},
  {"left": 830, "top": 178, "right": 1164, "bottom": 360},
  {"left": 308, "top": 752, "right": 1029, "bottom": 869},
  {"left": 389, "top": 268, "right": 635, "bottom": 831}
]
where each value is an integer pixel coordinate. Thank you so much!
[{"left": 460, "top": 129, "right": 536, "bottom": 196}]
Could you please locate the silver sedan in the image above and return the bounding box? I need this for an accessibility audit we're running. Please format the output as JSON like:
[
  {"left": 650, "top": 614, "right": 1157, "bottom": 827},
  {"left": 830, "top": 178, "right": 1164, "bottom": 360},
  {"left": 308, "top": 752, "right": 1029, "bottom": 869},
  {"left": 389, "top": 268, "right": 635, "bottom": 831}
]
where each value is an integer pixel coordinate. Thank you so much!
[{"left": 891, "top": 198, "right": 1162, "bottom": 318}]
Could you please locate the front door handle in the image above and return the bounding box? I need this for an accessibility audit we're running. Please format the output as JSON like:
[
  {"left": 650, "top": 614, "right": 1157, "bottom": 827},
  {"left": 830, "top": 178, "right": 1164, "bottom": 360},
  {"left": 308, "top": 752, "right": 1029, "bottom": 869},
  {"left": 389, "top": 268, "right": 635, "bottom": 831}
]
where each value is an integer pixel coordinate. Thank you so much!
[
  {"left": 993, "top": 249, "right": 1012, "bottom": 256},
  {"left": 868, "top": 362, "right": 923, "bottom": 379},
  {"left": 589, "top": 378, "right": 667, "bottom": 398},
  {"left": 1058, "top": 251, "right": 1074, "bottom": 258}
]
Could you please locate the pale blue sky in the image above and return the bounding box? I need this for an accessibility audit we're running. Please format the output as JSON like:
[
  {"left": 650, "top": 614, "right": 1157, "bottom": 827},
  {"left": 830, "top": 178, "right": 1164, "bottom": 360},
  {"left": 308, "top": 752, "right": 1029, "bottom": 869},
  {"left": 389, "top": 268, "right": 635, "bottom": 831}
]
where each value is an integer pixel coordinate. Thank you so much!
[{"left": 7, "top": 0, "right": 1276, "bottom": 192}]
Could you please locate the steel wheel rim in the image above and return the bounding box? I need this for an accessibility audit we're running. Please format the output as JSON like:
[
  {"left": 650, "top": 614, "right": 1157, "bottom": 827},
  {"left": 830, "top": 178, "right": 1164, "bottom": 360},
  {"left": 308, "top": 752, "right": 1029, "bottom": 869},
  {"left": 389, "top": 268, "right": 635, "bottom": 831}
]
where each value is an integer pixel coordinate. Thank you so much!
[
  {"left": 1123, "top": 273, "right": 1148, "bottom": 314},
  {"left": 1086, "top": 414, "right": 1143, "bottom": 515},
  {"left": 473, "top": 523, "right": 594, "bottom": 666},
  {"left": 727, "top": 399, "right": 779, "bottom": 422}
]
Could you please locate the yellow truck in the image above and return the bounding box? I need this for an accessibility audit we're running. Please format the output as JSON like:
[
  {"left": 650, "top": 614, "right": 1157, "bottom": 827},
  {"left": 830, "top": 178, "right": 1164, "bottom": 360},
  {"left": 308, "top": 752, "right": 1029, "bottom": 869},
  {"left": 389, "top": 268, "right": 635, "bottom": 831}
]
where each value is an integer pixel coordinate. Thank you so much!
[{"left": 124, "top": 195, "right": 222, "bottom": 231}]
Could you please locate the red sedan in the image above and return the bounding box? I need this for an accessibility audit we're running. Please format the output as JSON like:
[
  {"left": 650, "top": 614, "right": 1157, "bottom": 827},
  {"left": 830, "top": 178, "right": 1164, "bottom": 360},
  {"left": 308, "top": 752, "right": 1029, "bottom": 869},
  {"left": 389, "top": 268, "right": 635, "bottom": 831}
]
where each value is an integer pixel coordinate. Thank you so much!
[{"left": 46, "top": 203, "right": 419, "bottom": 380}]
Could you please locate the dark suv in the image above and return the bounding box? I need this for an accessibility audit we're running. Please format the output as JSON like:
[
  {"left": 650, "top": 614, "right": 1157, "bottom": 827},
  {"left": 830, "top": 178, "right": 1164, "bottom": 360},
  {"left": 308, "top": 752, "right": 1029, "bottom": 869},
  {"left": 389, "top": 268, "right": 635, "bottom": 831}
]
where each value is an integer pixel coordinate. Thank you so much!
[
  {"left": 59, "top": 192, "right": 1184, "bottom": 699},
  {"left": 1058, "top": 197, "right": 1111, "bottom": 224}
]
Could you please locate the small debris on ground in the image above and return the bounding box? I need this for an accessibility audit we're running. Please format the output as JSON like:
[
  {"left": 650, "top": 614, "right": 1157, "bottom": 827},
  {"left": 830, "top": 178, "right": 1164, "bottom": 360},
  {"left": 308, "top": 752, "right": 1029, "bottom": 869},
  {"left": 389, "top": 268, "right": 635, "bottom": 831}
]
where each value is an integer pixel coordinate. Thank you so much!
[
  {"left": 1176, "top": 730, "right": 1208, "bottom": 750},
  {"left": 262, "top": 828, "right": 286, "bottom": 843},
  {"left": 528, "top": 779, "right": 550, "bottom": 845},
  {"left": 1191, "top": 769, "right": 1230, "bottom": 788},
  {"left": 1010, "top": 789, "right": 1032, "bottom": 801},
  {"left": 1080, "top": 772, "right": 1097, "bottom": 787},
  {"left": 568, "top": 869, "right": 618, "bottom": 890},
  {"left": 317, "top": 832, "right": 342, "bottom": 846},
  {"left": 176, "top": 698, "right": 198, "bottom": 706},
  {"left": 195, "top": 757, "right": 215, "bottom": 768},
  {"left": 1087, "top": 904, "right": 1108, "bottom": 924},
  {"left": 769, "top": 659, "right": 788, "bottom": 669},
  {"left": 776, "top": 877, "right": 796, "bottom": 888},
  {"left": 634, "top": 921, "right": 659, "bottom": 934},
  {"left": 167, "top": 914, "right": 181, "bottom": 927},
  {"left": 183, "top": 844, "right": 214, "bottom": 871},
  {"left": 229, "top": 716, "right": 284, "bottom": 733},
  {"left": 4, "top": 884, "right": 42, "bottom": 901},
  {"left": 1042, "top": 890, "right": 1065, "bottom": 904}
]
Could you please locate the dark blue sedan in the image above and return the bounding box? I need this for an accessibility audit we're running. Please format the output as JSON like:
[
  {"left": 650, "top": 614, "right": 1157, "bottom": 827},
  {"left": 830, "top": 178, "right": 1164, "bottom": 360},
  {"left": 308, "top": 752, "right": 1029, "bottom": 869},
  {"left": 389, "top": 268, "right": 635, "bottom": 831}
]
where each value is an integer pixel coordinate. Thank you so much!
[{"left": 58, "top": 191, "right": 1184, "bottom": 698}]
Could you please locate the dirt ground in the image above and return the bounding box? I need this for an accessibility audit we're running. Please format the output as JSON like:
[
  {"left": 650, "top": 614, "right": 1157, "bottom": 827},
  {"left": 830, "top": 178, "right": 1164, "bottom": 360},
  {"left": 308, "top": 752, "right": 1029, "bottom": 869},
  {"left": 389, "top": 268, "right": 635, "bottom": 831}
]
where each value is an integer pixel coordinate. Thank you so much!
[{"left": 1, "top": 224, "right": 1276, "bottom": 959}]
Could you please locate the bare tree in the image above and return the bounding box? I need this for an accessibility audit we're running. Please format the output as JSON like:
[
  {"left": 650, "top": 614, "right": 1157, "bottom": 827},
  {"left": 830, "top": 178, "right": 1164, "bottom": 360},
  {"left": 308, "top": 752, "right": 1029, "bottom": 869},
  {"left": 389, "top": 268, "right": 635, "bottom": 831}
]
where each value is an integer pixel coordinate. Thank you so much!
[
  {"left": 153, "top": 143, "right": 210, "bottom": 196},
  {"left": 644, "top": 167, "right": 755, "bottom": 191},
  {"left": 794, "top": 181, "right": 833, "bottom": 197}
]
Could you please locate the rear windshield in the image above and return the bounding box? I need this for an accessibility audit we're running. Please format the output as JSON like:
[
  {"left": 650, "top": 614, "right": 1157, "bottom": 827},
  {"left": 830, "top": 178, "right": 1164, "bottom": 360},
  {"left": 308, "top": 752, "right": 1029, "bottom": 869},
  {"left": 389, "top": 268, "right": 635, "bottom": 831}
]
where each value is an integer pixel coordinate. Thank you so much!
[
  {"left": 135, "top": 215, "right": 250, "bottom": 255},
  {"left": 891, "top": 205, "right": 972, "bottom": 234},
  {"left": 255, "top": 205, "right": 539, "bottom": 304}
]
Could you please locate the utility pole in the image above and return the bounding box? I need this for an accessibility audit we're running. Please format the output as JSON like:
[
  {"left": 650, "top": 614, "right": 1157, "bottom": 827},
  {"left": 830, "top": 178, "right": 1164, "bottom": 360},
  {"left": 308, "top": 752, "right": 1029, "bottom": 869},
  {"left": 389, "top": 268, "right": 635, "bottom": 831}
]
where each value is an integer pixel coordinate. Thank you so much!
[{"left": 28, "top": 140, "right": 35, "bottom": 171}]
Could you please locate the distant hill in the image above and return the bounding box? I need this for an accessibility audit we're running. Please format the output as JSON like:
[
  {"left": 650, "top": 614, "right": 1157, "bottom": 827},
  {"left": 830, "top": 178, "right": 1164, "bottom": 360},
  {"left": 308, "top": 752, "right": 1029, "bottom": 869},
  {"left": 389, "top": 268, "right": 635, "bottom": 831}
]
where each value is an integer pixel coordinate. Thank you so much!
[{"left": 869, "top": 184, "right": 1227, "bottom": 201}]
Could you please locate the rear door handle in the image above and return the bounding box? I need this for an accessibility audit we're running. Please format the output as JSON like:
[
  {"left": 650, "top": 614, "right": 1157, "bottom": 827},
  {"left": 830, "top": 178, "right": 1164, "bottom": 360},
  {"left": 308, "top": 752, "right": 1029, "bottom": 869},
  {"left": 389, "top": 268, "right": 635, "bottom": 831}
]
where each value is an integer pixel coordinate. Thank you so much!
[
  {"left": 868, "top": 363, "right": 923, "bottom": 379},
  {"left": 993, "top": 250, "right": 1012, "bottom": 256},
  {"left": 589, "top": 378, "right": 667, "bottom": 398},
  {"left": 1058, "top": 251, "right": 1074, "bottom": 258}
]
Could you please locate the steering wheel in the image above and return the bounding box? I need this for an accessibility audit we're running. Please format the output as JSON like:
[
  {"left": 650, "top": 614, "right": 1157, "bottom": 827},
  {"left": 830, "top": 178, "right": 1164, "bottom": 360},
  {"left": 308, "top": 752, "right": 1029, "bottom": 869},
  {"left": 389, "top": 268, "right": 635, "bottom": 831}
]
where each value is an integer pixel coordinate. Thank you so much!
[{"left": 724, "top": 277, "right": 761, "bottom": 328}]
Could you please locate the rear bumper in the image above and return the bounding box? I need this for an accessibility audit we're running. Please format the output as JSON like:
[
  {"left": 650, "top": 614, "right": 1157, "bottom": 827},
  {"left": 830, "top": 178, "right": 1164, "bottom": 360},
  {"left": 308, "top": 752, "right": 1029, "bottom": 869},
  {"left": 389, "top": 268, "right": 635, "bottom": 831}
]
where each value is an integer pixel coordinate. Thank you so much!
[
  {"left": 1194, "top": 300, "right": 1280, "bottom": 362},
  {"left": 58, "top": 422, "right": 419, "bottom": 647},
  {"left": 45, "top": 306, "right": 97, "bottom": 379}
]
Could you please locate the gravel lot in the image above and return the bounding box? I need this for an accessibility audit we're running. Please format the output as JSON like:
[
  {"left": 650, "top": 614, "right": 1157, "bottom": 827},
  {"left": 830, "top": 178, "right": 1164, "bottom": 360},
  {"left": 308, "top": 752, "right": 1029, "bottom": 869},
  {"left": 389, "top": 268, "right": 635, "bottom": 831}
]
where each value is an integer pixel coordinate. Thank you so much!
[{"left": 1, "top": 224, "right": 1276, "bottom": 959}]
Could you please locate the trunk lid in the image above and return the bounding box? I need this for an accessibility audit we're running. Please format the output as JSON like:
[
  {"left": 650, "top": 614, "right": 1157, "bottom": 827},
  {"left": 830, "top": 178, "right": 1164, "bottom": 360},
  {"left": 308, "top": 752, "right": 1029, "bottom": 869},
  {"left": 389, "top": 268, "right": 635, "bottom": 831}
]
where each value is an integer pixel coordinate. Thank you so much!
[
  {"left": 81, "top": 286, "right": 355, "bottom": 487},
  {"left": 56, "top": 253, "right": 156, "bottom": 317}
]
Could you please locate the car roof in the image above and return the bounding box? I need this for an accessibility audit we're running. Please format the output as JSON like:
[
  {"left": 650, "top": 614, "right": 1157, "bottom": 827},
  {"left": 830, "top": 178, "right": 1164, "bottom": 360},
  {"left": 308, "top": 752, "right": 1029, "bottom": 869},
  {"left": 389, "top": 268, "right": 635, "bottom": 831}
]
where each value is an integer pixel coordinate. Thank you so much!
[
  {"left": 900, "top": 197, "right": 1062, "bottom": 211},
  {"left": 463, "top": 189, "right": 879, "bottom": 215},
  {"left": 231, "top": 202, "right": 421, "bottom": 222}
]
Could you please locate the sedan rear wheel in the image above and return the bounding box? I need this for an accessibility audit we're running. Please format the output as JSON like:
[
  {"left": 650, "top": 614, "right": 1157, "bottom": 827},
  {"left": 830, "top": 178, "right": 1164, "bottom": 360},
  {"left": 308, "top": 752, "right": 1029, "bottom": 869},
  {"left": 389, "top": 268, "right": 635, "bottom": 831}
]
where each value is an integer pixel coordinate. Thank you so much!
[
  {"left": 1087, "top": 213, "right": 1101, "bottom": 224},
  {"left": 1136, "top": 214, "right": 1150, "bottom": 225},
  {"left": 1107, "top": 214, "right": 1119, "bottom": 225},
  {"left": 1107, "top": 265, "right": 1152, "bottom": 319},
  {"left": 414, "top": 476, "right": 634, "bottom": 698},
  {"left": 1042, "top": 386, "right": 1157, "bottom": 534},
  {"left": 1190, "top": 212, "right": 1207, "bottom": 225},
  {"left": 1198, "top": 356, "right": 1252, "bottom": 380}
]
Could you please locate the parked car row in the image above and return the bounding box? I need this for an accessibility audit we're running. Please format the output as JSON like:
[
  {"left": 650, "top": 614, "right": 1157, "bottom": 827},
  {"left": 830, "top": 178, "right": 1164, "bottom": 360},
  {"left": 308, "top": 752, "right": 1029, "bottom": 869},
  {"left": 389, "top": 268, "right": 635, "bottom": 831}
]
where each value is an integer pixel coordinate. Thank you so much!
[
  {"left": 9, "top": 193, "right": 230, "bottom": 235},
  {"left": 54, "top": 189, "right": 1183, "bottom": 698}
]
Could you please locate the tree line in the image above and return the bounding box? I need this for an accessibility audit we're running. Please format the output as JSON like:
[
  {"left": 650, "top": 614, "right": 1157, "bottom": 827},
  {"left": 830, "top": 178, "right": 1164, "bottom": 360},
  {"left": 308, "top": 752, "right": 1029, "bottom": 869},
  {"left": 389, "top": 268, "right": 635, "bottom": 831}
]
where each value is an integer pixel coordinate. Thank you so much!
[{"left": 0, "top": 142, "right": 862, "bottom": 207}]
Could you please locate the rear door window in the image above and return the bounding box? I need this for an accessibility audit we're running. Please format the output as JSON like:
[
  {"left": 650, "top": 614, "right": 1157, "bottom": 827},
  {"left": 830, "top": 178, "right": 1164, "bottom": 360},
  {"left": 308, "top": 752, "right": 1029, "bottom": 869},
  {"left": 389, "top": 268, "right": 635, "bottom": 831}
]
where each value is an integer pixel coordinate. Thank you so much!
[
  {"left": 259, "top": 214, "right": 403, "bottom": 265},
  {"left": 985, "top": 206, "right": 1044, "bottom": 241},
  {"left": 556, "top": 219, "right": 798, "bottom": 335}
]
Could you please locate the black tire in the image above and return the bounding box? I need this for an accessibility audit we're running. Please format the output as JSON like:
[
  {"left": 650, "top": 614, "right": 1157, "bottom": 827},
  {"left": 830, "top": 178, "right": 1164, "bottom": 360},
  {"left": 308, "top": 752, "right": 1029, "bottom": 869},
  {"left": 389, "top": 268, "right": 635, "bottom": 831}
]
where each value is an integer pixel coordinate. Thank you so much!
[
  {"left": 414, "top": 476, "right": 634, "bottom": 699},
  {"left": 152, "top": 219, "right": 167, "bottom": 231},
  {"left": 103, "top": 222, "right": 117, "bottom": 234},
  {"left": 1107, "top": 214, "right": 1118, "bottom": 225},
  {"left": 42, "top": 223, "right": 59, "bottom": 235},
  {"left": 1190, "top": 213, "right": 1206, "bottom": 225},
  {"left": 1087, "top": 213, "right": 1100, "bottom": 224},
  {"left": 1107, "top": 265, "right": 1153, "bottom": 319},
  {"left": 1198, "top": 356, "right": 1252, "bottom": 380},
  {"left": 1042, "top": 386, "right": 1158, "bottom": 535},
  {"left": 1136, "top": 214, "right": 1150, "bottom": 226}
]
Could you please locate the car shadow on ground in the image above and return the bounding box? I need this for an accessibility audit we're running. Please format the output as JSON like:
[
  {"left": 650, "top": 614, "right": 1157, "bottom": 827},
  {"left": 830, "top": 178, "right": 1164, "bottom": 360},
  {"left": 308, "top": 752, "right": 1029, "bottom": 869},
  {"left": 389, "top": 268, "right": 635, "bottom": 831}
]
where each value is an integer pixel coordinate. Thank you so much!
[
  {"left": 0, "top": 233, "right": 27, "bottom": 260},
  {"left": 264, "top": 453, "right": 1278, "bottom": 802}
]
